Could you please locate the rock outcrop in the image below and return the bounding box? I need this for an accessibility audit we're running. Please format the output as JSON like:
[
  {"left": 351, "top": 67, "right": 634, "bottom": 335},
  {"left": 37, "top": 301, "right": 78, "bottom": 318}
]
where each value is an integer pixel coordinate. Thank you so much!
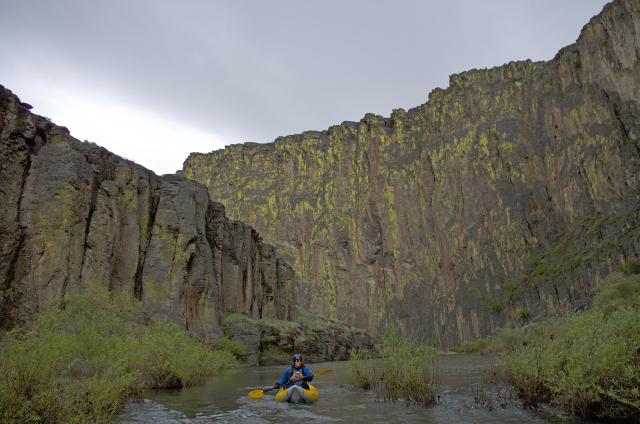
[
  {"left": 0, "top": 86, "right": 296, "bottom": 342},
  {"left": 221, "top": 311, "right": 376, "bottom": 366},
  {"left": 182, "top": 0, "right": 640, "bottom": 347}
]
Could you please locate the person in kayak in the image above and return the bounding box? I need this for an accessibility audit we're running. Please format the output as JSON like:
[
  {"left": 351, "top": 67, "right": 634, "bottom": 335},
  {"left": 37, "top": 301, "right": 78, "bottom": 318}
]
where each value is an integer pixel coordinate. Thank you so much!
[{"left": 274, "top": 353, "right": 313, "bottom": 390}]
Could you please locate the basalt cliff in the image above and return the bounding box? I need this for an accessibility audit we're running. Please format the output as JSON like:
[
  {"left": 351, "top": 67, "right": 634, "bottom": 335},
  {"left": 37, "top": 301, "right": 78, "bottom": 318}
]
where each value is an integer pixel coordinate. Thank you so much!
[
  {"left": 0, "top": 86, "right": 373, "bottom": 363},
  {"left": 182, "top": 0, "right": 640, "bottom": 347}
]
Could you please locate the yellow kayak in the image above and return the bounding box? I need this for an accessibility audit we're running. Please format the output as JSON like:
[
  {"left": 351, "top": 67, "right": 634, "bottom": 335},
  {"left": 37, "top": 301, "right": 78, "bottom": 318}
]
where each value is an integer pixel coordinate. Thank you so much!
[{"left": 274, "top": 383, "right": 319, "bottom": 403}]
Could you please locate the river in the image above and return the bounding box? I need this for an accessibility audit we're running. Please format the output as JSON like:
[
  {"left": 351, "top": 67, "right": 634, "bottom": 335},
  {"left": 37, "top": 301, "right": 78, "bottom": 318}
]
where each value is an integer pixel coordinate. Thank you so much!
[{"left": 115, "top": 354, "right": 594, "bottom": 423}]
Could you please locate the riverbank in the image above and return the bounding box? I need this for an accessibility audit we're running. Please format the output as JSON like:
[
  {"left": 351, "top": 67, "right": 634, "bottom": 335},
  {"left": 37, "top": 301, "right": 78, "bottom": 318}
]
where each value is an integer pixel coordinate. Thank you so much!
[
  {"left": 0, "top": 286, "right": 239, "bottom": 424},
  {"left": 506, "top": 270, "right": 640, "bottom": 421},
  {"left": 453, "top": 266, "right": 640, "bottom": 421}
]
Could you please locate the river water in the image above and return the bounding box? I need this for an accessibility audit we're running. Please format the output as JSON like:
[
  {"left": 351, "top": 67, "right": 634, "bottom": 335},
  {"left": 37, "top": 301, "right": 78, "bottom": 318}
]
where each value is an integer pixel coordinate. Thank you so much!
[{"left": 115, "top": 354, "right": 593, "bottom": 423}]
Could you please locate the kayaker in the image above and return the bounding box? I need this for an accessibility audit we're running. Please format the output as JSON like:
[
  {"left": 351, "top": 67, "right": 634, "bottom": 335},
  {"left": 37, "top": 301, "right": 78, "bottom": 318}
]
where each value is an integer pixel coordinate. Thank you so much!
[{"left": 274, "top": 353, "right": 313, "bottom": 390}]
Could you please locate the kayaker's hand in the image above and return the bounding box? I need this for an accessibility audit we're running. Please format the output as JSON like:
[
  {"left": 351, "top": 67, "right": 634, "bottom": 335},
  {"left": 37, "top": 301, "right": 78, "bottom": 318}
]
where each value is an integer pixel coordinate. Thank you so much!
[{"left": 273, "top": 383, "right": 281, "bottom": 389}]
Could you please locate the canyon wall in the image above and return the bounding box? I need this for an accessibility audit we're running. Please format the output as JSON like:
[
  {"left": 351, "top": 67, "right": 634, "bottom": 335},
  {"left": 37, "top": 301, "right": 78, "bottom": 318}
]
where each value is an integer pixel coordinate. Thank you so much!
[
  {"left": 0, "top": 85, "right": 296, "bottom": 341},
  {"left": 182, "top": 0, "right": 640, "bottom": 347}
]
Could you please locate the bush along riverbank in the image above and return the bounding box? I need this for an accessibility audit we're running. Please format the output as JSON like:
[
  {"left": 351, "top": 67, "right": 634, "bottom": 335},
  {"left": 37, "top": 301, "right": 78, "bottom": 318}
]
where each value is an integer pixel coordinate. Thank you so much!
[
  {"left": 0, "top": 286, "right": 239, "bottom": 424},
  {"left": 505, "top": 270, "right": 640, "bottom": 421},
  {"left": 452, "top": 267, "right": 640, "bottom": 420},
  {"left": 347, "top": 332, "right": 438, "bottom": 405}
]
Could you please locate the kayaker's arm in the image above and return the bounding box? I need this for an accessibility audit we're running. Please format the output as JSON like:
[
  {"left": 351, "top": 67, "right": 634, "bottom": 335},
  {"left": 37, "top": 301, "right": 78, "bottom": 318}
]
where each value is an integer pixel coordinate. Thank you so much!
[
  {"left": 275, "top": 367, "right": 292, "bottom": 387},
  {"left": 303, "top": 367, "right": 313, "bottom": 382}
]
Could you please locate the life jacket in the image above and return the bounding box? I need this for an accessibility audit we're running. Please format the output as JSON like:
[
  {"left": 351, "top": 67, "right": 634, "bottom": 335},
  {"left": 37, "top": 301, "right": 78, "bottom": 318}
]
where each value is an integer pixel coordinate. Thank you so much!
[{"left": 289, "top": 366, "right": 306, "bottom": 387}]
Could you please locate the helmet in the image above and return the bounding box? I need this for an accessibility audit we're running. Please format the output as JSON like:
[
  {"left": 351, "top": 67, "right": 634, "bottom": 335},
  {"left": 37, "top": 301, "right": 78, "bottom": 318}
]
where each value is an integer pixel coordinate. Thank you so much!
[{"left": 292, "top": 353, "right": 303, "bottom": 364}]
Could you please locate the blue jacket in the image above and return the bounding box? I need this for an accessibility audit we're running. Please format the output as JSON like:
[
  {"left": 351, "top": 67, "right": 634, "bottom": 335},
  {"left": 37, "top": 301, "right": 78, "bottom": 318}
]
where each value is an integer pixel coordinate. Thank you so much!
[{"left": 277, "top": 365, "right": 313, "bottom": 389}]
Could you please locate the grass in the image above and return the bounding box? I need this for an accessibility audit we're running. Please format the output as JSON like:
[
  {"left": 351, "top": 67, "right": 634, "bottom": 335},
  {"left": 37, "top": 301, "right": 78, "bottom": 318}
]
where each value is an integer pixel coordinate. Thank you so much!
[
  {"left": 505, "top": 271, "right": 640, "bottom": 420},
  {"left": 221, "top": 312, "right": 256, "bottom": 325},
  {"left": 451, "top": 327, "right": 526, "bottom": 354},
  {"left": 620, "top": 258, "right": 640, "bottom": 275},
  {"left": 347, "top": 332, "right": 437, "bottom": 405},
  {"left": 295, "top": 308, "right": 350, "bottom": 332},
  {"left": 0, "top": 285, "right": 237, "bottom": 424},
  {"left": 347, "top": 348, "right": 374, "bottom": 390},
  {"left": 260, "top": 346, "right": 290, "bottom": 365},
  {"left": 212, "top": 337, "right": 247, "bottom": 358}
]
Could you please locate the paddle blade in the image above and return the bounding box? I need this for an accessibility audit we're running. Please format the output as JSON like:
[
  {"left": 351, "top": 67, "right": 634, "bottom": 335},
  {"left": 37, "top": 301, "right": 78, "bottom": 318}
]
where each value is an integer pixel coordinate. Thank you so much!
[
  {"left": 248, "top": 389, "right": 265, "bottom": 399},
  {"left": 315, "top": 369, "right": 333, "bottom": 376}
]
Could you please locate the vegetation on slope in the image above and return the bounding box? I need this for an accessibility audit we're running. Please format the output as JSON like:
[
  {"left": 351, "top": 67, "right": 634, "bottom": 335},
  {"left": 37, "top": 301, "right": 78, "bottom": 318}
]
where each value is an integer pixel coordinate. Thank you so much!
[
  {"left": 0, "top": 286, "right": 238, "bottom": 424},
  {"left": 451, "top": 328, "right": 525, "bottom": 355},
  {"left": 505, "top": 268, "right": 640, "bottom": 420},
  {"left": 455, "top": 263, "right": 640, "bottom": 420}
]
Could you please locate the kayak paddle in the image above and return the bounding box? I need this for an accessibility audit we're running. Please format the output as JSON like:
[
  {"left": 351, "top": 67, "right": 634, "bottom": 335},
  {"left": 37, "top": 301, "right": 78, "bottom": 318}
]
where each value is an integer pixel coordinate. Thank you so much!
[{"left": 248, "top": 369, "right": 333, "bottom": 399}]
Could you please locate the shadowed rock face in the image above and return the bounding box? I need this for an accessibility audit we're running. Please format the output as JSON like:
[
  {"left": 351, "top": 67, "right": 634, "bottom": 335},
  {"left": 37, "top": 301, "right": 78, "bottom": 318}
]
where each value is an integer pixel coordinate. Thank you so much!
[
  {"left": 0, "top": 88, "right": 296, "bottom": 341},
  {"left": 182, "top": 0, "right": 640, "bottom": 347}
]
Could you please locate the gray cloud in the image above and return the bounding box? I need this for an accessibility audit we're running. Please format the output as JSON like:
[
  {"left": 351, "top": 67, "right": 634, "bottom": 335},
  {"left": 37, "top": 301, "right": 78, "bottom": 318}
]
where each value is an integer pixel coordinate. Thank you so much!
[{"left": 0, "top": 0, "right": 610, "bottom": 162}]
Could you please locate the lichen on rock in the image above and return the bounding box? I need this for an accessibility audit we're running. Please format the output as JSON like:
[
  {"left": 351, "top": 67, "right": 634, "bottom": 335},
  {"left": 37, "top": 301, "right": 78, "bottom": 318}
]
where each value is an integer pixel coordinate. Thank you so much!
[
  {"left": 0, "top": 85, "right": 301, "bottom": 349},
  {"left": 181, "top": 0, "right": 640, "bottom": 348}
]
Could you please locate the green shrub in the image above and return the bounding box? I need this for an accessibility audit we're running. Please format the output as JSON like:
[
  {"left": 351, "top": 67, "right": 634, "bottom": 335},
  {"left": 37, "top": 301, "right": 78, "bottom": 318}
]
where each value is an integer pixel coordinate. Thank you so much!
[
  {"left": 451, "top": 327, "right": 526, "bottom": 354},
  {"left": 347, "top": 332, "right": 437, "bottom": 405},
  {"left": 212, "top": 337, "right": 247, "bottom": 358},
  {"left": 347, "top": 347, "right": 374, "bottom": 389},
  {"left": 260, "top": 346, "right": 290, "bottom": 365},
  {"left": 593, "top": 272, "right": 640, "bottom": 316},
  {"left": 221, "top": 312, "right": 256, "bottom": 325},
  {"left": 0, "top": 286, "right": 235, "bottom": 424},
  {"left": 506, "top": 273, "right": 640, "bottom": 420},
  {"left": 620, "top": 258, "right": 640, "bottom": 275},
  {"left": 451, "top": 338, "right": 490, "bottom": 353}
]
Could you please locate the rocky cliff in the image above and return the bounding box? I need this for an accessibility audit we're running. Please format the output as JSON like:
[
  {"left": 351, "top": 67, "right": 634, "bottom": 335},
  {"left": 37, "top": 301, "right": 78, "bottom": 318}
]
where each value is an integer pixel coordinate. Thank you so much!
[
  {"left": 0, "top": 85, "right": 298, "bottom": 343},
  {"left": 182, "top": 0, "right": 640, "bottom": 347}
]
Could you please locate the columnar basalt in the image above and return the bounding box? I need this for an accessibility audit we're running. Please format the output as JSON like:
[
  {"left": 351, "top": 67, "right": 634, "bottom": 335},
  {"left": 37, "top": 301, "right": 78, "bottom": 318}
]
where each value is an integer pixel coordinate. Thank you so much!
[
  {"left": 182, "top": 0, "right": 640, "bottom": 347},
  {"left": 0, "top": 85, "right": 296, "bottom": 342}
]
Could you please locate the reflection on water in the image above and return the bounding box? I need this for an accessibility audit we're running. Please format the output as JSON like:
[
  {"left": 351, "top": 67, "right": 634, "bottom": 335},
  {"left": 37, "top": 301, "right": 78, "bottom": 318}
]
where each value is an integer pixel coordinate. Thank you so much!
[{"left": 115, "top": 354, "right": 592, "bottom": 424}]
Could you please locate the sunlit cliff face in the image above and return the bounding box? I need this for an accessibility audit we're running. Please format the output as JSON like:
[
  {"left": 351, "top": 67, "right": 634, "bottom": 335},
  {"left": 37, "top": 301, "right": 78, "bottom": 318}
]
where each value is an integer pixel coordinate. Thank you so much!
[
  {"left": 182, "top": 0, "right": 640, "bottom": 348},
  {"left": 0, "top": 1, "right": 608, "bottom": 175}
]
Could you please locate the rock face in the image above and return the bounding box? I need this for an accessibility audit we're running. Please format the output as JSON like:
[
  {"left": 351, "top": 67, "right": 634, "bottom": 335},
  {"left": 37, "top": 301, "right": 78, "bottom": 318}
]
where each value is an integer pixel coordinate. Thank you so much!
[
  {"left": 182, "top": 0, "right": 640, "bottom": 347},
  {"left": 221, "top": 311, "right": 376, "bottom": 366},
  {"left": 0, "top": 86, "right": 296, "bottom": 341}
]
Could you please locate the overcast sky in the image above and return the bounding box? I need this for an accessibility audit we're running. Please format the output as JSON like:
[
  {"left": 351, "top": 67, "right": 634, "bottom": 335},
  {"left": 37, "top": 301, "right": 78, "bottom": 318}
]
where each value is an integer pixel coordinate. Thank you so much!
[{"left": 1, "top": 0, "right": 609, "bottom": 175}]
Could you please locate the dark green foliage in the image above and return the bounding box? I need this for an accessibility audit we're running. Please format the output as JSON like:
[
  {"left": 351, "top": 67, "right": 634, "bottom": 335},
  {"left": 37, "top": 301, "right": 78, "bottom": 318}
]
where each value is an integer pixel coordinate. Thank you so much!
[
  {"left": 347, "top": 332, "right": 437, "bottom": 405},
  {"left": 467, "top": 286, "right": 504, "bottom": 314},
  {"left": 592, "top": 272, "right": 640, "bottom": 316},
  {"left": 451, "top": 327, "right": 526, "bottom": 354},
  {"left": 503, "top": 280, "right": 519, "bottom": 306},
  {"left": 506, "top": 273, "right": 640, "bottom": 420},
  {"left": 260, "top": 346, "right": 289, "bottom": 365},
  {"left": 347, "top": 348, "right": 373, "bottom": 390},
  {"left": 451, "top": 337, "right": 491, "bottom": 354},
  {"left": 485, "top": 297, "right": 503, "bottom": 314},
  {"left": 517, "top": 308, "right": 530, "bottom": 324},
  {"left": 620, "top": 258, "right": 640, "bottom": 276},
  {"left": 523, "top": 210, "right": 640, "bottom": 289},
  {"left": 0, "top": 286, "right": 236, "bottom": 424},
  {"left": 211, "top": 337, "right": 247, "bottom": 358}
]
